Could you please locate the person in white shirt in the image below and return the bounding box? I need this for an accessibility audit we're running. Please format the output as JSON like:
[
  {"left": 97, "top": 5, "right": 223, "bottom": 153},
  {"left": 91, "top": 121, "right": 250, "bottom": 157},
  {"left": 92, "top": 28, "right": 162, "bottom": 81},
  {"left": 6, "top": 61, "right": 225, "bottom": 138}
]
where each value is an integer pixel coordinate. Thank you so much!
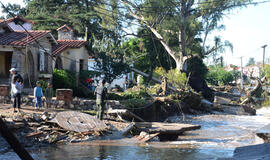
[{"left": 11, "top": 81, "right": 23, "bottom": 113}]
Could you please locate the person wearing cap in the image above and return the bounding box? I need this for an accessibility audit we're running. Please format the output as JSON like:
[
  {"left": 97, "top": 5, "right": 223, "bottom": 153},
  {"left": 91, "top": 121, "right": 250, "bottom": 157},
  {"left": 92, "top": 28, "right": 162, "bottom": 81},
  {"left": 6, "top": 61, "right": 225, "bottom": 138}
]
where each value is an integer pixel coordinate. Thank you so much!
[
  {"left": 10, "top": 68, "right": 23, "bottom": 85},
  {"left": 94, "top": 79, "right": 107, "bottom": 120},
  {"left": 34, "top": 81, "right": 43, "bottom": 110},
  {"left": 10, "top": 76, "right": 23, "bottom": 113},
  {"left": 10, "top": 68, "right": 23, "bottom": 113}
]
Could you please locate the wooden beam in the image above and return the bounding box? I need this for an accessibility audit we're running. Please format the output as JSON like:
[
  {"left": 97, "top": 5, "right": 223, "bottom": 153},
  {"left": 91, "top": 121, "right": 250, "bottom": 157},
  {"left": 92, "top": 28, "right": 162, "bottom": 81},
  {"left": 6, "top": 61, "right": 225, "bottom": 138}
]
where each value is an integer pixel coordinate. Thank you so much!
[{"left": 0, "top": 117, "right": 34, "bottom": 160}]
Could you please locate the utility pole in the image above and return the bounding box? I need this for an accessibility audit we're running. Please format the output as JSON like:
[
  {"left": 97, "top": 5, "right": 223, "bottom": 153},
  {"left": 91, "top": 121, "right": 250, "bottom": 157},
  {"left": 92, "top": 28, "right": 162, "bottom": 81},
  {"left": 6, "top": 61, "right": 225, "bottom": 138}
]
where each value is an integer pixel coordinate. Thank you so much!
[
  {"left": 240, "top": 56, "right": 244, "bottom": 90},
  {"left": 262, "top": 45, "right": 267, "bottom": 68}
]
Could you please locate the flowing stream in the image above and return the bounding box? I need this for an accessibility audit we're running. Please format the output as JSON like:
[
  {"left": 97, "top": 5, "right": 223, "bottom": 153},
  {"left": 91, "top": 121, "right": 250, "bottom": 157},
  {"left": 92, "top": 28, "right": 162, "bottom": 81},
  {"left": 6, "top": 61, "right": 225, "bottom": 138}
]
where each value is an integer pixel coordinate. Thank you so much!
[{"left": 1, "top": 107, "right": 270, "bottom": 160}]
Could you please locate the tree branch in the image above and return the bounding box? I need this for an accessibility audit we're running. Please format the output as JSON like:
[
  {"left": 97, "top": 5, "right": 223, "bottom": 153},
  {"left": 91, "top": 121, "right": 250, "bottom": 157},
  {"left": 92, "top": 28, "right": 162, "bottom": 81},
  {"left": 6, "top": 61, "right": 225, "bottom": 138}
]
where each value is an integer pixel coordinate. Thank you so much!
[{"left": 121, "top": 0, "right": 178, "bottom": 61}]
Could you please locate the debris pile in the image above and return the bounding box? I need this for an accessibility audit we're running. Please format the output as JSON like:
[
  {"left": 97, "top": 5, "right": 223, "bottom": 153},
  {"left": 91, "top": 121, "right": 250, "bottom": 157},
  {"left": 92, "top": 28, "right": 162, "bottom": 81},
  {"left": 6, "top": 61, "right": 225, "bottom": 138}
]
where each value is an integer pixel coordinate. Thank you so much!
[{"left": 1, "top": 110, "right": 110, "bottom": 147}]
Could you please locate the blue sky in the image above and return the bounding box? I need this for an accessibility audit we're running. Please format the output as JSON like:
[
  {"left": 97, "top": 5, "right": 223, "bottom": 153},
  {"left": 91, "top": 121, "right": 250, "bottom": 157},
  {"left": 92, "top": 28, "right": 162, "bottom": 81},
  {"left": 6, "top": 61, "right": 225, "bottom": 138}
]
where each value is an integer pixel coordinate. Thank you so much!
[
  {"left": 218, "top": 0, "right": 270, "bottom": 66},
  {"left": 0, "top": 0, "right": 270, "bottom": 66}
]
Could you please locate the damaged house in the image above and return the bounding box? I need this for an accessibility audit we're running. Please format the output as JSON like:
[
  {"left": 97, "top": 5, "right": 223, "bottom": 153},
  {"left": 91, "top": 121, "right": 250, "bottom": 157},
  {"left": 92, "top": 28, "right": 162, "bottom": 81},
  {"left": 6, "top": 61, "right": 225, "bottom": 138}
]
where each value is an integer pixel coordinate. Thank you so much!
[
  {"left": 0, "top": 16, "right": 89, "bottom": 88},
  {"left": 0, "top": 18, "right": 57, "bottom": 87}
]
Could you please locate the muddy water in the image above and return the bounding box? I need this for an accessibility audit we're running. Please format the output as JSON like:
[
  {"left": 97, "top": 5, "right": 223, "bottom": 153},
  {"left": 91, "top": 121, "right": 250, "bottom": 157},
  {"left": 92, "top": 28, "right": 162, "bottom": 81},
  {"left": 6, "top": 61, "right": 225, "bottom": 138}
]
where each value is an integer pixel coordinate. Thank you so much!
[{"left": 1, "top": 108, "right": 270, "bottom": 160}]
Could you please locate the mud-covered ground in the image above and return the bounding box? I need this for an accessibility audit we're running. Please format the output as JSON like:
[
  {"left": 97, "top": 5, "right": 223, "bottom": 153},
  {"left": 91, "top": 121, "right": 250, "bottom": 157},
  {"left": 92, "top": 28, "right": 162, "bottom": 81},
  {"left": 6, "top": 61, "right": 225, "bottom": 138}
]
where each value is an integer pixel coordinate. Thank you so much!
[{"left": 0, "top": 103, "right": 131, "bottom": 153}]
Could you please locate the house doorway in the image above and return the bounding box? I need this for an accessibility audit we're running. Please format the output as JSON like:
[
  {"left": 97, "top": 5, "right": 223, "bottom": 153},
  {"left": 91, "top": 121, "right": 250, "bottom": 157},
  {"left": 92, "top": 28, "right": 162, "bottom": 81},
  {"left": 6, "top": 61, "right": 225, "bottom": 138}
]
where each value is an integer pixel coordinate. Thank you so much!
[
  {"left": 0, "top": 51, "right": 12, "bottom": 78},
  {"left": 55, "top": 56, "right": 63, "bottom": 69}
]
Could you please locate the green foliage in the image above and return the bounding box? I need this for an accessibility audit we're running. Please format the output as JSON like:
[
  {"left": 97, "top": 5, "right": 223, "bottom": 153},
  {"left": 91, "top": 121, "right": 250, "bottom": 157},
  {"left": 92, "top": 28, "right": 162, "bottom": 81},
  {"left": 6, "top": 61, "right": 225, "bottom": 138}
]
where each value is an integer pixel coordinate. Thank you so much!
[
  {"left": 53, "top": 69, "right": 76, "bottom": 90},
  {"left": 231, "top": 69, "right": 241, "bottom": 82},
  {"left": 53, "top": 69, "right": 95, "bottom": 98},
  {"left": 1, "top": 3, "right": 27, "bottom": 17},
  {"left": 122, "top": 30, "right": 176, "bottom": 74},
  {"left": 153, "top": 67, "right": 167, "bottom": 77},
  {"left": 153, "top": 67, "right": 187, "bottom": 88},
  {"left": 93, "top": 36, "right": 130, "bottom": 84},
  {"left": 263, "top": 64, "right": 270, "bottom": 83},
  {"left": 39, "top": 80, "right": 48, "bottom": 93},
  {"left": 120, "top": 99, "right": 150, "bottom": 110},
  {"left": 121, "top": 89, "right": 151, "bottom": 99},
  {"left": 205, "top": 69, "right": 219, "bottom": 85},
  {"left": 206, "top": 67, "right": 234, "bottom": 85}
]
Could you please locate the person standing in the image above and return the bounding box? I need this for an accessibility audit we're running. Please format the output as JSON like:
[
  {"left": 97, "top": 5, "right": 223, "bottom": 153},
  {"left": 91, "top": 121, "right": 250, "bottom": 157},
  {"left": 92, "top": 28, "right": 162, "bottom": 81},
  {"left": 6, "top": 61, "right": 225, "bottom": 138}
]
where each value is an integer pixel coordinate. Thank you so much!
[
  {"left": 44, "top": 83, "right": 53, "bottom": 108},
  {"left": 11, "top": 79, "right": 23, "bottom": 113},
  {"left": 34, "top": 81, "right": 43, "bottom": 110},
  {"left": 94, "top": 80, "right": 107, "bottom": 120},
  {"left": 10, "top": 68, "right": 23, "bottom": 113}
]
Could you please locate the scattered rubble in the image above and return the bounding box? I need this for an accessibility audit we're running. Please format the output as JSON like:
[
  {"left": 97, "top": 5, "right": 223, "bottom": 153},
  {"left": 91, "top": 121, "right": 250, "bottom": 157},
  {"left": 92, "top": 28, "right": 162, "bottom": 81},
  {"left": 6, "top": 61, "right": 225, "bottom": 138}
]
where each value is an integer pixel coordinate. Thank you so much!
[{"left": 256, "top": 124, "right": 270, "bottom": 143}]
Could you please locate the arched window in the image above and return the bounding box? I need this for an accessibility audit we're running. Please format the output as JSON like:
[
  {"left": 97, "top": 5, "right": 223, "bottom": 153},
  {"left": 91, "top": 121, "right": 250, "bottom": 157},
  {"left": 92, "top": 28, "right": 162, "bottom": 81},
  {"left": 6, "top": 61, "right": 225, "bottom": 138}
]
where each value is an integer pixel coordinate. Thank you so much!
[{"left": 55, "top": 56, "right": 63, "bottom": 69}]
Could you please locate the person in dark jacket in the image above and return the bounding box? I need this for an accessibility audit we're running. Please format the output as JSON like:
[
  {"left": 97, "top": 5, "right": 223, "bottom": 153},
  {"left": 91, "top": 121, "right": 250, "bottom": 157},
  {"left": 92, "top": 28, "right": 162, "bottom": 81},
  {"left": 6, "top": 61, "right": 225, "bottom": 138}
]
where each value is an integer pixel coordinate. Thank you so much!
[{"left": 94, "top": 79, "right": 107, "bottom": 120}]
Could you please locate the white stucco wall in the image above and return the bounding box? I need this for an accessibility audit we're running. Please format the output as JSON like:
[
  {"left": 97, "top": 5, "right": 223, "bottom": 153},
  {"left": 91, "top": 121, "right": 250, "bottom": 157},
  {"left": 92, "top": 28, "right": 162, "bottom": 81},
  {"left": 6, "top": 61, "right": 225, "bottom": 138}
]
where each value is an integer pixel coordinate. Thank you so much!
[{"left": 60, "top": 47, "right": 89, "bottom": 73}]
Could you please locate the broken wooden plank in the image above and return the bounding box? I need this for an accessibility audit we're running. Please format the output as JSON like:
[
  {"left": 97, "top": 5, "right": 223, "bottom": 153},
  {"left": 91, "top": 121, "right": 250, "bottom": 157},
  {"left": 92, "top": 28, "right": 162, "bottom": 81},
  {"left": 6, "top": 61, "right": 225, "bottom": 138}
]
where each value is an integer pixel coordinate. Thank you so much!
[
  {"left": 140, "top": 133, "right": 160, "bottom": 142},
  {"left": 133, "top": 131, "right": 160, "bottom": 142},
  {"left": 53, "top": 111, "right": 108, "bottom": 133},
  {"left": 120, "top": 122, "right": 135, "bottom": 136},
  {"left": 26, "top": 131, "right": 44, "bottom": 138},
  {"left": 134, "top": 122, "right": 201, "bottom": 134},
  {"left": 127, "top": 111, "right": 145, "bottom": 122}
]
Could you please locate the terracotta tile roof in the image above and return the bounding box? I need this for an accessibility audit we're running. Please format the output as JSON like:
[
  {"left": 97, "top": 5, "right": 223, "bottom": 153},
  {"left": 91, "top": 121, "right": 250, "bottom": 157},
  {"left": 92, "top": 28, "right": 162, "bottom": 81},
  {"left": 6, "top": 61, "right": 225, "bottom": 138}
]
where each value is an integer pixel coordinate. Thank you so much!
[
  {"left": 0, "top": 16, "right": 35, "bottom": 24},
  {"left": 52, "top": 40, "right": 87, "bottom": 56},
  {"left": 0, "top": 30, "right": 50, "bottom": 46},
  {"left": 57, "top": 24, "right": 73, "bottom": 31}
]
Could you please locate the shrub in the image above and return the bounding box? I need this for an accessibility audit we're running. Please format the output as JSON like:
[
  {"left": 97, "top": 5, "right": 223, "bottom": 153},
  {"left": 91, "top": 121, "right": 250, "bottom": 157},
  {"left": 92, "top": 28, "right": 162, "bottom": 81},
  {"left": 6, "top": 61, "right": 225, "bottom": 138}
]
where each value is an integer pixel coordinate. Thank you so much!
[
  {"left": 206, "top": 67, "right": 234, "bottom": 85},
  {"left": 153, "top": 67, "right": 187, "bottom": 88},
  {"left": 120, "top": 99, "right": 150, "bottom": 110},
  {"left": 53, "top": 69, "right": 76, "bottom": 89},
  {"left": 121, "top": 89, "right": 151, "bottom": 99},
  {"left": 206, "top": 70, "right": 219, "bottom": 85},
  {"left": 263, "top": 64, "right": 270, "bottom": 83},
  {"left": 39, "top": 80, "right": 48, "bottom": 92}
]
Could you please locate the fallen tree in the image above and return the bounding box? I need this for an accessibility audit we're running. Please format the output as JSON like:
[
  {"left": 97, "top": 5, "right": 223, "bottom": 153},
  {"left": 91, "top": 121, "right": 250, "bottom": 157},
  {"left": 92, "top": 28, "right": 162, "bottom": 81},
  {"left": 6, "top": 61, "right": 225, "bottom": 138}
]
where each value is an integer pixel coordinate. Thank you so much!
[{"left": 241, "top": 76, "right": 266, "bottom": 105}]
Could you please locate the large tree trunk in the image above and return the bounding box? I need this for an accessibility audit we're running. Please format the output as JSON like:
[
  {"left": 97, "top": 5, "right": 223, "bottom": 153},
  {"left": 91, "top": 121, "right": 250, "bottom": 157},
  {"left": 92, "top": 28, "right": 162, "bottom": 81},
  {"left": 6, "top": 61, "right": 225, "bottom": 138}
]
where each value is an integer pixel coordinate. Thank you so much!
[
  {"left": 175, "top": 57, "right": 214, "bottom": 102},
  {"left": 122, "top": 0, "right": 214, "bottom": 101}
]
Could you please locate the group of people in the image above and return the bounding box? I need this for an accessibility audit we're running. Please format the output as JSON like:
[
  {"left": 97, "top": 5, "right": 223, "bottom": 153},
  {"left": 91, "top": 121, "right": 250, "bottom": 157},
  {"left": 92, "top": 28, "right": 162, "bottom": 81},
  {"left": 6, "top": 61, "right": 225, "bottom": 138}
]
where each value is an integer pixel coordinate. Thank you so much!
[
  {"left": 10, "top": 68, "right": 108, "bottom": 120},
  {"left": 10, "top": 68, "right": 54, "bottom": 113}
]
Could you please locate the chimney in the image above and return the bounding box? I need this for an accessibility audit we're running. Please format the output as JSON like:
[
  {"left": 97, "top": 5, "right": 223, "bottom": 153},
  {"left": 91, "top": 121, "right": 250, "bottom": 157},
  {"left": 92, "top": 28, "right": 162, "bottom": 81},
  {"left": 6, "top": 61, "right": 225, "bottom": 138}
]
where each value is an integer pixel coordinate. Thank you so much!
[{"left": 57, "top": 24, "right": 74, "bottom": 40}]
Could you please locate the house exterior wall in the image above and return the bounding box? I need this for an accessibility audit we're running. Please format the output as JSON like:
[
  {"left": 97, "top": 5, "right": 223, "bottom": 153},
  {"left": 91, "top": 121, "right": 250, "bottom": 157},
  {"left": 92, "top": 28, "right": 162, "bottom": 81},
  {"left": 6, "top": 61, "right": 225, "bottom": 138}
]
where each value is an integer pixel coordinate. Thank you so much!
[
  {"left": 0, "top": 36, "right": 54, "bottom": 85},
  {"left": 8, "top": 22, "right": 32, "bottom": 31},
  {"left": 61, "top": 47, "right": 89, "bottom": 73}
]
